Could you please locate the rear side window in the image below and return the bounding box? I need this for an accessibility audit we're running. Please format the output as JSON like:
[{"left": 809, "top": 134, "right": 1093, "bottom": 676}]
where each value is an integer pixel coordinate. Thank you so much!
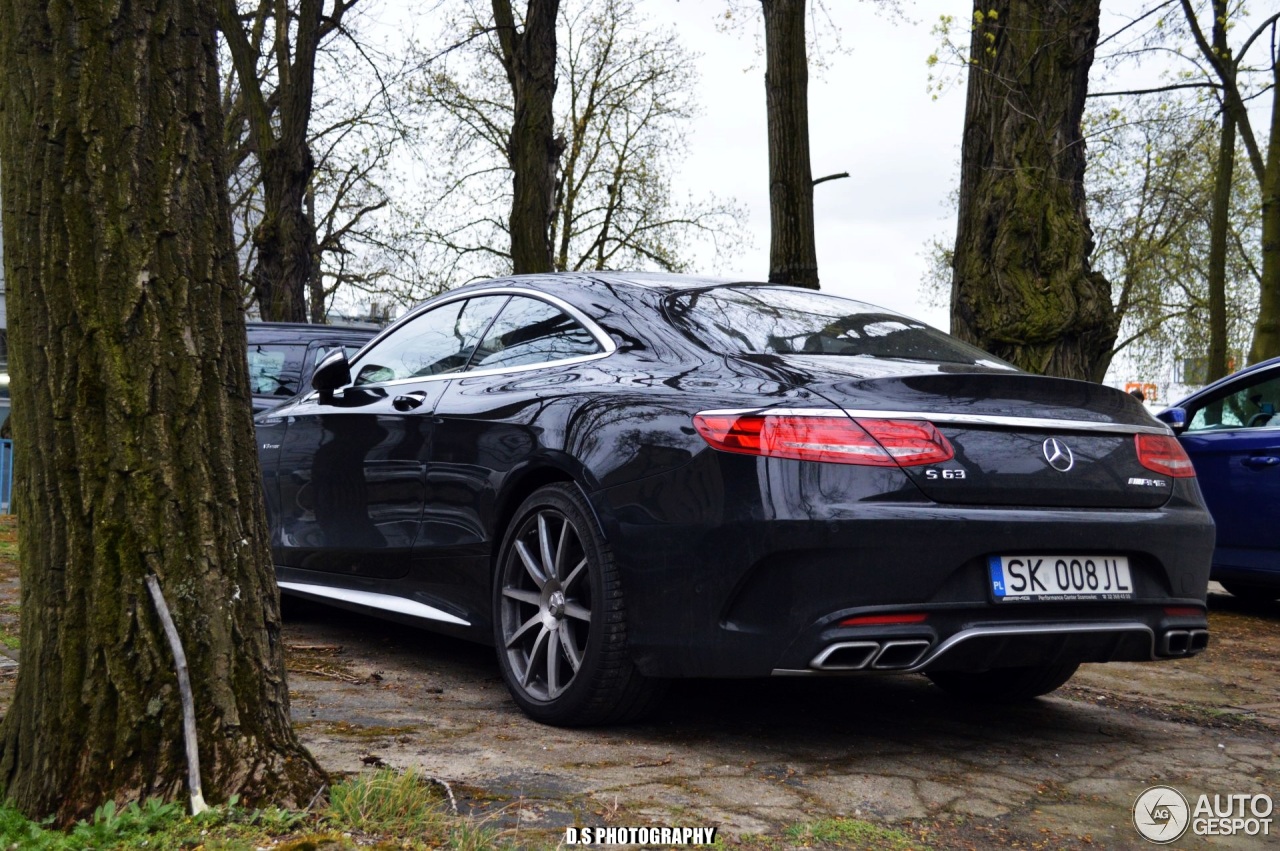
[
  {"left": 469, "top": 296, "right": 601, "bottom": 370},
  {"left": 666, "top": 287, "right": 1014, "bottom": 368}
]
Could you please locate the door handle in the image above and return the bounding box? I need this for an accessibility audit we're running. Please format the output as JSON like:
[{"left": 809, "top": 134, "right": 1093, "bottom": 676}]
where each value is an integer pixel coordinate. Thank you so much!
[
  {"left": 1242, "top": 455, "right": 1280, "bottom": 469},
  {"left": 392, "top": 391, "right": 428, "bottom": 412}
]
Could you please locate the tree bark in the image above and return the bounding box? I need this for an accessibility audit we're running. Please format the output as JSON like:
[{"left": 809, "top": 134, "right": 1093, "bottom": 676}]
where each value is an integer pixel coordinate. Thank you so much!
[
  {"left": 1205, "top": 2, "right": 1235, "bottom": 382},
  {"left": 493, "top": 0, "right": 563, "bottom": 274},
  {"left": 0, "top": 0, "right": 326, "bottom": 824},
  {"left": 762, "top": 0, "right": 819, "bottom": 289},
  {"left": 1207, "top": 110, "right": 1236, "bottom": 381},
  {"left": 950, "top": 0, "right": 1115, "bottom": 380},
  {"left": 1248, "top": 55, "right": 1280, "bottom": 363}
]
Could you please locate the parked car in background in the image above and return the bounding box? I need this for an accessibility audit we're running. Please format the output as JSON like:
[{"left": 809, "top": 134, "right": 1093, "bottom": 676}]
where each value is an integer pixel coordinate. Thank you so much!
[
  {"left": 246, "top": 322, "right": 377, "bottom": 413},
  {"left": 256, "top": 273, "right": 1214, "bottom": 726},
  {"left": 1158, "top": 356, "right": 1280, "bottom": 601}
]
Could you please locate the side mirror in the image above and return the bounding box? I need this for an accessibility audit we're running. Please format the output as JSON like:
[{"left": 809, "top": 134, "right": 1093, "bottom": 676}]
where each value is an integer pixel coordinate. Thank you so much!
[
  {"left": 1156, "top": 406, "right": 1188, "bottom": 433},
  {"left": 311, "top": 349, "right": 352, "bottom": 396}
]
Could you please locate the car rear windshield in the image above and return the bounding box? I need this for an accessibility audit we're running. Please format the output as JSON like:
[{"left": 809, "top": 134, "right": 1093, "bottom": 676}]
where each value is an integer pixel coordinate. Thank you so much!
[{"left": 666, "top": 286, "right": 1014, "bottom": 367}]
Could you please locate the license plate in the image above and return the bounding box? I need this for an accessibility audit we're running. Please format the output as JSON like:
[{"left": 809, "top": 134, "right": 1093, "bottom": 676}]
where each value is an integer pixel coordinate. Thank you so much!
[{"left": 989, "top": 555, "right": 1133, "bottom": 602}]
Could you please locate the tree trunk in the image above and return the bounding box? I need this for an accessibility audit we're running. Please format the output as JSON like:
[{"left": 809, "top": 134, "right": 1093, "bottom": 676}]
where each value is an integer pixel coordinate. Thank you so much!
[
  {"left": 1248, "top": 58, "right": 1280, "bottom": 363},
  {"left": 950, "top": 0, "right": 1115, "bottom": 380},
  {"left": 1206, "top": 3, "right": 1235, "bottom": 382},
  {"left": 1206, "top": 110, "right": 1235, "bottom": 382},
  {"left": 217, "top": 0, "right": 324, "bottom": 322},
  {"left": 0, "top": 0, "right": 326, "bottom": 824},
  {"left": 762, "top": 0, "right": 819, "bottom": 289},
  {"left": 493, "top": 0, "right": 563, "bottom": 274}
]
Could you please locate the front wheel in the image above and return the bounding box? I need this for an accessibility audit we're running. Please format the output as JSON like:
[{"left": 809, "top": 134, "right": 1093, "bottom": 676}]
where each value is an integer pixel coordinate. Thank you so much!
[
  {"left": 925, "top": 661, "right": 1080, "bottom": 703},
  {"left": 493, "top": 483, "right": 663, "bottom": 726}
]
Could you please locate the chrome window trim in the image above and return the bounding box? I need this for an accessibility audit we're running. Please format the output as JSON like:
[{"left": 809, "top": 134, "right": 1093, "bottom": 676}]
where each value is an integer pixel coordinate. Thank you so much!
[
  {"left": 694, "top": 407, "right": 1173, "bottom": 436},
  {"left": 323, "top": 286, "right": 615, "bottom": 394},
  {"left": 1182, "top": 422, "right": 1280, "bottom": 435}
]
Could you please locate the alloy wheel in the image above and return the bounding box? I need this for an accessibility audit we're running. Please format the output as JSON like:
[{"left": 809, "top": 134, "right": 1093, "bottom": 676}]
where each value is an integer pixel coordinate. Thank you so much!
[{"left": 499, "top": 509, "right": 593, "bottom": 701}]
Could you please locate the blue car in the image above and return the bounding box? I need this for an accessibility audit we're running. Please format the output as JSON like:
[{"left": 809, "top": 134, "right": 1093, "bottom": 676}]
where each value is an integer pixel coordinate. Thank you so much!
[{"left": 1158, "top": 357, "right": 1280, "bottom": 601}]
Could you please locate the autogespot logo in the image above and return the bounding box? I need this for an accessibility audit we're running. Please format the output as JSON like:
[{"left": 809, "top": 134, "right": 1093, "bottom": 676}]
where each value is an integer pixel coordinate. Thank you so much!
[{"left": 1133, "top": 785, "right": 1190, "bottom": 844}]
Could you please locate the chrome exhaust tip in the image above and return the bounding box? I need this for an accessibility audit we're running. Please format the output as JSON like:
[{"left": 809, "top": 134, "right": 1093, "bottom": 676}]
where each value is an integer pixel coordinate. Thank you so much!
[
  {"left": 1162, "top": 629, "right": 1190, "bottom": 655},
  {"left": 871, "top": 640, "right": 932, "bottom": 670},
  {"left": 810, "top": 641, "right": 880, "bottom": 671}
]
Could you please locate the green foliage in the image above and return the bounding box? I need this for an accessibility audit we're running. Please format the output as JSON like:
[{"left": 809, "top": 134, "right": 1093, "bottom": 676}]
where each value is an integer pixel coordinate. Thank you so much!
[
  {"left": 324, "top": 768, "right": 496, "bottom": 848},
  {"left": 0, "top": 796, "right": 309, "bottom": 850},
  {"left": 782, "top": 816, "right": 918, "bottom": 849},
  {"left": 1085, "top": 95, "right": 1261, "bottom": 391}
]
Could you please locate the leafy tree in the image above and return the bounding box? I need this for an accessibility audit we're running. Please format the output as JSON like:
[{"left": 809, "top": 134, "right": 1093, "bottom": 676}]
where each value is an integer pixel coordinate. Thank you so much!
[
  {"left": 1087, "top": 98, "right": 1261, "bottom": 389},
  {"left": 0, "top": 0, "right": 326, "bottom": 823},
  {"left": 1173, "top": 0, "right": 1279, "bottom": 363},
  {"left": 402, "top": 0, "right": 746, "bottom": 298},
  {"left": 951, "top": 1, "right": 1116, "bottom": 380}
]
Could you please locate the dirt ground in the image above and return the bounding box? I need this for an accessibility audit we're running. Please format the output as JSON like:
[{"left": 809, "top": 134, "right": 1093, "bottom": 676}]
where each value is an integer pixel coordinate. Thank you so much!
[
  {"left": 0, "top": 514, "right": 1276, "bottom": 849},
  {"left": 275, "top": 592, "right": 1279, "bottom": 850}
]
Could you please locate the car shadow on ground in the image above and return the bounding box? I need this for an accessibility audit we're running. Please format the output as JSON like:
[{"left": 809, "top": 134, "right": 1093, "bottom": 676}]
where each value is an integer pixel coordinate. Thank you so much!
[
  {"left": 282, "top": 595, "right": 1114, "bottom": 740},
  {"left": 1208, "top": 587, "right": 1280, "bottom": 620}
]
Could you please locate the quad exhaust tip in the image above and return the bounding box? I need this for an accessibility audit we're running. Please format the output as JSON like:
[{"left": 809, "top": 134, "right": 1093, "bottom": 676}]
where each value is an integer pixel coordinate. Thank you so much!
[
  {"left": 1161, "top": 628, "right": 1209, "bottom": 656},
  {"left": 810, "top": 639, "right": 932, "bottom": 671}
]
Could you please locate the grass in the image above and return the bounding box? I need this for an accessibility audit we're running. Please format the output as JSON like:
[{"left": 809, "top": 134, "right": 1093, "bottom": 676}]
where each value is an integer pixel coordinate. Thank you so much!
[
  {"left": 0, "top": 769, "right": 505, "bottom": 850},
  {"left": 781, "top": 817, "right": 921, "bottom": 849}
]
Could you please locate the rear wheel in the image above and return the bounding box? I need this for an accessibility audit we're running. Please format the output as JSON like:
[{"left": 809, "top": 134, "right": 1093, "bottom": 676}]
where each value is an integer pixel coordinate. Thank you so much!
[
  {"left": 1220, "top": 581, "right": 1280, "bottom": 603},
  {"left": 493, "top": 483, "right": 663, "bottom": 726},
  {"left": 925, "top": 661, "right": 1080, "bottom": 703}
]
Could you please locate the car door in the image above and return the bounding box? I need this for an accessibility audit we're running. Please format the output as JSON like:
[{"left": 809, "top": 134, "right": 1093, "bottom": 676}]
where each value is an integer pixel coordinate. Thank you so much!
[
  {"left": 1179, "top": 366, "right": 1280, "bottom": 571},
  {"left": 272, "top": 295, "right": 508, "bottom": 578},
  {"left": 412, "top": 293, "right": 610, "bottom": 614}
]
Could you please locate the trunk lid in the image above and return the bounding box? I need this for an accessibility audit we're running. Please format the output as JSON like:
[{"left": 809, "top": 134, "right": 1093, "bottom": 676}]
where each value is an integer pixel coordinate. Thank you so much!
[{"left": 748, "top": 356, "right": 1174, "bottom": 509}]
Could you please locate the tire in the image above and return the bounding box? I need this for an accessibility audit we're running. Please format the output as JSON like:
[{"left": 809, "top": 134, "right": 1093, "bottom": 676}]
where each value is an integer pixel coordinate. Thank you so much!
[
  {"left": 493, "top": 483, "right": 664, "bottom": 726},
  {"left": 925, "top": 660, "right": 1080, "bottom": 703},
  {"left": 1220, "top": 581, "right": 1280, "bottom": 603}
]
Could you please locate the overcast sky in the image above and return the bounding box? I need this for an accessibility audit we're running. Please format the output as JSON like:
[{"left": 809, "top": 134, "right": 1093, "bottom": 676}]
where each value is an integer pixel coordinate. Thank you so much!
[
  {"left": 368, "top": 0, "right": 1263, "bottom": 380},
  {"left": 646, "top": 0, "right": 967, "bottom": 330}
]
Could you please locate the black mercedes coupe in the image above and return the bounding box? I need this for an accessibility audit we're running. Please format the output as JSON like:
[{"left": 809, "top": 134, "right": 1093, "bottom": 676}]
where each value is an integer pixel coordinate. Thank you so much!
[{"left": 255, "top": 273, "right": 1214, "bottom": 725}]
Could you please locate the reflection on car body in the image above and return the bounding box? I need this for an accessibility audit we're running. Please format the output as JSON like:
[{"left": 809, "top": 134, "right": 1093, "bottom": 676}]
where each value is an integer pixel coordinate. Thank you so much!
[{"left": 255, "top": 272, "right": 1215, "bottom": 726}]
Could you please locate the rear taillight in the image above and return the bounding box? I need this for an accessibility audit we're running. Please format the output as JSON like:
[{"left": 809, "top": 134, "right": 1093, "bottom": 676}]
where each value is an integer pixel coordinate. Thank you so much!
[
  {"left": 1135, "top": 434, "right": 1196, "bottom": 478},
  {"left": 856, "top": 419, "right": 955, "bottom": 466},
  {"left": 692, "top": 413, "right": 953, "bottom": 467}
]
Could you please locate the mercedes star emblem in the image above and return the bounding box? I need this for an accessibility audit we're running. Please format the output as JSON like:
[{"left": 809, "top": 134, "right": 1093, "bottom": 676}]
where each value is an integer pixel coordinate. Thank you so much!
[{"left": 1042, "top": 437, "right": 1075, "bottom": 472}]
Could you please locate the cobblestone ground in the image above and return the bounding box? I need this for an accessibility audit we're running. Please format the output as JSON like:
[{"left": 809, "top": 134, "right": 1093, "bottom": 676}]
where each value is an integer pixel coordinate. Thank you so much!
[{"left": 283, "top": 588, "right": 1280, "bottom": 850}]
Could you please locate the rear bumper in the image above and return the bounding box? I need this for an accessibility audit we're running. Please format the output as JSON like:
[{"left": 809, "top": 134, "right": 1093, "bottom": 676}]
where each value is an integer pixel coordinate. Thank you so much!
[{"left": 589, "top": 451, "right": 1215, "bottom": 678}]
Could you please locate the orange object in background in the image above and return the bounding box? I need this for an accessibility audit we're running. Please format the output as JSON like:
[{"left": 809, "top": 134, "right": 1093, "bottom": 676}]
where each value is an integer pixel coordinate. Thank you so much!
[{"left": 1125, "top": 382, "right": 1158, "bottom": 402}]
